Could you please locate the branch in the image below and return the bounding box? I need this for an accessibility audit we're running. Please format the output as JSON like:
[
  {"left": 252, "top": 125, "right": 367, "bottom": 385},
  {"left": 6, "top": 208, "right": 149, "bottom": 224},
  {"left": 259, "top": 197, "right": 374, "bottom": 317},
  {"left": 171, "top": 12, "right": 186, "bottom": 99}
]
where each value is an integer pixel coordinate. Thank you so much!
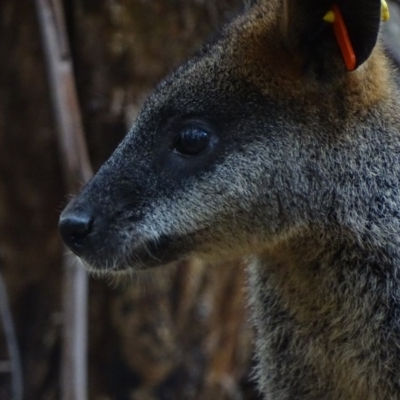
[
  {"left": 0, "top": 270, "right": 23, "bottom": 400},
  {"left": 34, "top": 0, "right": 92, "bottom": 399}
]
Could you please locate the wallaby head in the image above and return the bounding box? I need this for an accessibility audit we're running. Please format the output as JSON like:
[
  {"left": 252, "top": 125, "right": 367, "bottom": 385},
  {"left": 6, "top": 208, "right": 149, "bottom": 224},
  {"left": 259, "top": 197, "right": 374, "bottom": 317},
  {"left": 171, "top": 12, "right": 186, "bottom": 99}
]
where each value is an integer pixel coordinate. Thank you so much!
[{"left": 60, "top": 0, "right": 398, "bottom": 274}]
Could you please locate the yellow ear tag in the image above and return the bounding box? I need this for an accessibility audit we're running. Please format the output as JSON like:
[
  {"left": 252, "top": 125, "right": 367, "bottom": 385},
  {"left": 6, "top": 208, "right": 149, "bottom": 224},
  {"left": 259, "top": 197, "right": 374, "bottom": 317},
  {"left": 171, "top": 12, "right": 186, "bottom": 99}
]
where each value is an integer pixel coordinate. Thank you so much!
[
  {"left": 381, "top": 0, "right": 390, "bottom": 21},
  {"left": 323, "top": 10, "right": 335, "bottom": 23}
]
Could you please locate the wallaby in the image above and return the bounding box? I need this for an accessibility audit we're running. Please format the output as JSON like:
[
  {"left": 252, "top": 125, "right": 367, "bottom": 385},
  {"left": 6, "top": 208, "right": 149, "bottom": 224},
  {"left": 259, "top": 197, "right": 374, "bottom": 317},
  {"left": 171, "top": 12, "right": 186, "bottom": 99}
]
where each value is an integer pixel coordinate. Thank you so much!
[{"left": 59, "top": 0, "right": 400, "bottom": 398}]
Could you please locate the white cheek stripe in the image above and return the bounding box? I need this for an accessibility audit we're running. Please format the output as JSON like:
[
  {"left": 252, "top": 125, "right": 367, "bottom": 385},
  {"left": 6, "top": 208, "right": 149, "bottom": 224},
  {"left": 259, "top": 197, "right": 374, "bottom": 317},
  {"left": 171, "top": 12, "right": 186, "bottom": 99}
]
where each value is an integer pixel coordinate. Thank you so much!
[{"left": 131, "top": 149, "right": 268, "bottom": 245}]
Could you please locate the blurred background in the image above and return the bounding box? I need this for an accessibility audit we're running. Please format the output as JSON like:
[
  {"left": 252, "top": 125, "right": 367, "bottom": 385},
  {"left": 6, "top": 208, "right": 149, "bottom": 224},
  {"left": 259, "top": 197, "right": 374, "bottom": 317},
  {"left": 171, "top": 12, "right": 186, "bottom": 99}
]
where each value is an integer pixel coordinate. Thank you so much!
[{"left": 0, "top": 1, "right": 399, "bottom": 399}]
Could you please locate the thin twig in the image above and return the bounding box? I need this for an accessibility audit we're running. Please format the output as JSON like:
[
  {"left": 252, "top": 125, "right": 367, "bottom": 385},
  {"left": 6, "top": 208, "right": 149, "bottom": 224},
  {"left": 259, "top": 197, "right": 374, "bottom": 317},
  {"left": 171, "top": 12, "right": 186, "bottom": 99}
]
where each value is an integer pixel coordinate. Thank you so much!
[
  {"left": 0, "top": 271, "right": 23, "bottom": 400},
  {"left": 34, "top": 0, "right": 93, "bottom": 399}
]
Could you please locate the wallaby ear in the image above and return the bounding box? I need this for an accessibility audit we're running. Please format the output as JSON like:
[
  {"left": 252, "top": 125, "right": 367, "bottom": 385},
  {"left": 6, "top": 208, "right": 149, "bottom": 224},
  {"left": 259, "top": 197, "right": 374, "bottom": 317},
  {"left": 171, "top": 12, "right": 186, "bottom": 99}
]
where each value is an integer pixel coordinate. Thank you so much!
[{"left": 283, "top": 0, "right": 382, "bottom": 71}]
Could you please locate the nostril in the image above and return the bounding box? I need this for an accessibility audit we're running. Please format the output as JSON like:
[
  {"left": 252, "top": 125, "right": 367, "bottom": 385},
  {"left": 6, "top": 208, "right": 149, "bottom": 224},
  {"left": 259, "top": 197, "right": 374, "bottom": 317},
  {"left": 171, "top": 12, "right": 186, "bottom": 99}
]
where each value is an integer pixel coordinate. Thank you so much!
[{"left": 59, "top": 213, "right": 94, "bottom": 254}]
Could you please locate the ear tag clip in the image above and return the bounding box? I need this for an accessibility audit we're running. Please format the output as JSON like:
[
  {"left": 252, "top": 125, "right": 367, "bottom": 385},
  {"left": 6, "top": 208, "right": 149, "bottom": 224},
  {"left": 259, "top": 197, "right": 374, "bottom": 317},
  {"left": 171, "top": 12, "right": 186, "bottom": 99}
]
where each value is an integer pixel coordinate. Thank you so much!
[
  {"left": 323, "top": 4, "right": 356, "bottom": 71},
  {"left": 381, "top": 0, "right": 390, "bottom": 21}
]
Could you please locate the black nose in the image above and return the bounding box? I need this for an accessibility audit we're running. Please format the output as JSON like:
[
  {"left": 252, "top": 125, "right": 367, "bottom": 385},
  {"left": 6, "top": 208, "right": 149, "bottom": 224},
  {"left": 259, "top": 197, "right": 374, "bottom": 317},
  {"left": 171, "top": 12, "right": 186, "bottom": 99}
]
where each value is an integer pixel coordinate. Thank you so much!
[{"left": 59, "top": 213, "right": 94, "bottom": 254}]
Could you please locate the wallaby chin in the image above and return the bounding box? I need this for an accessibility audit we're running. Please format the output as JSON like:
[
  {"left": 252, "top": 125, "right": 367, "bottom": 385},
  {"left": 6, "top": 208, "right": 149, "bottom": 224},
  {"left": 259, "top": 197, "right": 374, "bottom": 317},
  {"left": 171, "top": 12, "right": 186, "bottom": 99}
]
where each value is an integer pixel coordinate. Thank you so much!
[{"left": 59, "top": 0, "right": 400, "bottom": 398}]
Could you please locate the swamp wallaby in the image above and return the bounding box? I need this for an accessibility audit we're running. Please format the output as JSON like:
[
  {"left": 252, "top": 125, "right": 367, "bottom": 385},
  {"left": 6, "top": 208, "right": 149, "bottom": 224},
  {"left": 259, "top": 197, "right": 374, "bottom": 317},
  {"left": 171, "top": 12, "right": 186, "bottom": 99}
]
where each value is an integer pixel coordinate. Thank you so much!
[{"left": 59, "top": 0, "right": 400, "bottom": 398}]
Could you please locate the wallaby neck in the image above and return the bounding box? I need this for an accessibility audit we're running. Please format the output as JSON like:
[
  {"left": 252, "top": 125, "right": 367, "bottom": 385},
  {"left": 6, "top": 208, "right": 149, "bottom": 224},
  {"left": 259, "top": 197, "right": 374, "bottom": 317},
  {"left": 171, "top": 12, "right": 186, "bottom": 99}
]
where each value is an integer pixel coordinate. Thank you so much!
[{"left": 249, "top": 233, "right": 400, "bottom": 400}]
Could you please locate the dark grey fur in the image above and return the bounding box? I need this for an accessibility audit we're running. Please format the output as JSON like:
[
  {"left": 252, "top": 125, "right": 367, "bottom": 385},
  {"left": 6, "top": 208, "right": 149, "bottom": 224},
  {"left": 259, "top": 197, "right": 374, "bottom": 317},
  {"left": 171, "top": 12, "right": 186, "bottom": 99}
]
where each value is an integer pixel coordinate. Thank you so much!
[{"left": 60, "top": 0, "right": 400, "bottom": 398}]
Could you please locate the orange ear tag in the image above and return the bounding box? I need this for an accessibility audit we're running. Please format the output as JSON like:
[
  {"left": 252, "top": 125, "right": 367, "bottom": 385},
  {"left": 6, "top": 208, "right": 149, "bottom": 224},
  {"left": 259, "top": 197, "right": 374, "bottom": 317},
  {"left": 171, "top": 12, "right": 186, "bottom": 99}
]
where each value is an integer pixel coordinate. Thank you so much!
[{"left": 323, "top": 4, "right": 356, "bottom": 71}]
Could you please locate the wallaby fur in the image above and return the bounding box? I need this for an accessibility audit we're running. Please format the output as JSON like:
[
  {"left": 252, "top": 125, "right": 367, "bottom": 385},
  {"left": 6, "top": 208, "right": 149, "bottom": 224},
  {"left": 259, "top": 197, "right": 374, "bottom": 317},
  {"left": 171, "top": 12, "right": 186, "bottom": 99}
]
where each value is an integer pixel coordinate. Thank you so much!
[{"left": 59, "top": 0, "right": 400, "bottom": 398}]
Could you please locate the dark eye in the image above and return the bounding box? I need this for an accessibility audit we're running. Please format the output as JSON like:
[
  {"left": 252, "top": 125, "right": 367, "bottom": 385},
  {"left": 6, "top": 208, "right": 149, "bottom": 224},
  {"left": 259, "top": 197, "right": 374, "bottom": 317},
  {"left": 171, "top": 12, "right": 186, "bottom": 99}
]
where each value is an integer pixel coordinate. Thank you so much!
[{"left": 174, "top": 126, "right": 210, "bottom": 156}]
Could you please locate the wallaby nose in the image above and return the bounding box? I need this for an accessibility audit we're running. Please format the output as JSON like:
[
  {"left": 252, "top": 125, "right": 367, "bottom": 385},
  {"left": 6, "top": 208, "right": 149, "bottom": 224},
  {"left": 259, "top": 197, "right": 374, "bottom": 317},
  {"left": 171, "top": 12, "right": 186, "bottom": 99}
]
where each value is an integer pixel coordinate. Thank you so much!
[{"left": 59, "top": 212, "right": 94, "bottom": 254}]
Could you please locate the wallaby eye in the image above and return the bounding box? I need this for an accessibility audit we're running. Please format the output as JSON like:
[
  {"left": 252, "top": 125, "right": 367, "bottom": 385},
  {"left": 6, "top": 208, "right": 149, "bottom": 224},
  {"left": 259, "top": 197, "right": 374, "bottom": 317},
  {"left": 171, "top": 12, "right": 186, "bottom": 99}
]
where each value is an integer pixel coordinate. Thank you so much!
[{"left": 174, "top": 126, "right": 210, "bottom": 156}]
